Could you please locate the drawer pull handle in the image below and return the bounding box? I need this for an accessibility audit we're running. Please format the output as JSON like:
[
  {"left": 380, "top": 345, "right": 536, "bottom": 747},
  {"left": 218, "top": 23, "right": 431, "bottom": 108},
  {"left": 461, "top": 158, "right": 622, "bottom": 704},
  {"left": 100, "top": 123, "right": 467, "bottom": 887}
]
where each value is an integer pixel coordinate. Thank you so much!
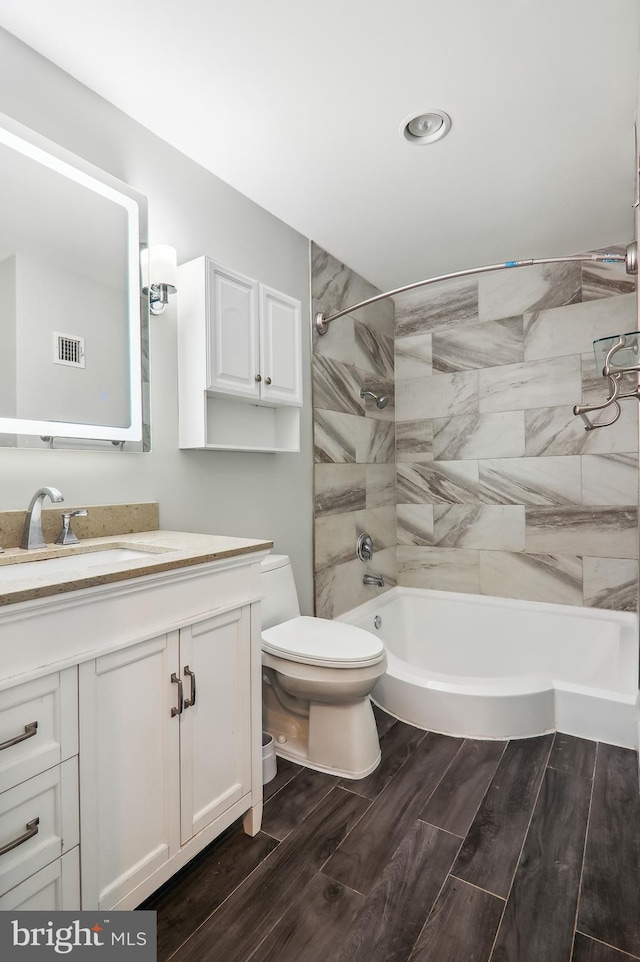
[
  {"left": 0, "top": 721, "right": 38, "bottom": 752},
  {"left": 170, "top": 673, "right": 183, "bottom": 717},
  {"left": 184, "top": 666, "right": 196, "bottom": 709},
  {"left": 0, "top": 817, "right": 39, "bottom": 857}
]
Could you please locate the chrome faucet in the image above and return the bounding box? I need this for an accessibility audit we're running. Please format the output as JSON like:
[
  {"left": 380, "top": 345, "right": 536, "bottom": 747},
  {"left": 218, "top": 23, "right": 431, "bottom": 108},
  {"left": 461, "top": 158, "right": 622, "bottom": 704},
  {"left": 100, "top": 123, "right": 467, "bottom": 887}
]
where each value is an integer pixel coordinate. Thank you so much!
[
  {"left": 363, "top": 572, "right": 385, "bottom": 588},
  {"left": 21, "top": 486, "right": 64, "bottom": 549}
]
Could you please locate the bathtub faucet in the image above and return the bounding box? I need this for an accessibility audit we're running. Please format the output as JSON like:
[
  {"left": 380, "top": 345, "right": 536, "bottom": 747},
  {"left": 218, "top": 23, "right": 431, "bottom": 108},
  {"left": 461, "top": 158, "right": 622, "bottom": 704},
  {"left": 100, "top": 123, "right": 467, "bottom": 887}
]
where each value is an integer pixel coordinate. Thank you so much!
[{"left": 363, "top": 572, "right": 385, "bottom": 588}]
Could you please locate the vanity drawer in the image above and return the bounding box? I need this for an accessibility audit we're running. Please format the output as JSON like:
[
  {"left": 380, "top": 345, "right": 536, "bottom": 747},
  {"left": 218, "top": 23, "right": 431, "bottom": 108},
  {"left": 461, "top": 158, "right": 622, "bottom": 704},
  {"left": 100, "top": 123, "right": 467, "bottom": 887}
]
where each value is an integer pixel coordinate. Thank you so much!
[
  {"left": 0, "top": 669, "right": 78, "bottom": 794},
  {"left": 0, "top": 757, "right": 79, "bottom": 897},
  {"left": 0, "top": 847, "right": 80, "bottom": 910}
]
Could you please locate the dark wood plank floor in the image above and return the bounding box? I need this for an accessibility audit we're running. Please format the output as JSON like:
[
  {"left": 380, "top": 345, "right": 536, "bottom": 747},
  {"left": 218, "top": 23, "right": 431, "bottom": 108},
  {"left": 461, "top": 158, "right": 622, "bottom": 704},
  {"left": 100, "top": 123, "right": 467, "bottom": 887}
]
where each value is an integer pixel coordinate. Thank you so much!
[{"left": 141, "top": 712, "right": 640, "bottom": 962}]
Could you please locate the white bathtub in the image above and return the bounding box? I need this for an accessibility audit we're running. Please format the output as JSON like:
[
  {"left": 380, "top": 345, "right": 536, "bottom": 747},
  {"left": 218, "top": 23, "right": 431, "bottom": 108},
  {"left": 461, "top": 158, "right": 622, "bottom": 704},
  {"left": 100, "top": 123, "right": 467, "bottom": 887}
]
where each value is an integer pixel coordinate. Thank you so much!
[{"left": 337, "top": 587, "right": 640, "bottom": 748}]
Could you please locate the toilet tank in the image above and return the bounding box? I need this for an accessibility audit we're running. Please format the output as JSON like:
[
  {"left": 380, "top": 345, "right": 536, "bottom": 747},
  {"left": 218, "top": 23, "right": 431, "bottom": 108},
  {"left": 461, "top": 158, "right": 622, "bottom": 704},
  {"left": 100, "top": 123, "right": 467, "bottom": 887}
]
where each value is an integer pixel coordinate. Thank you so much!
[{"left": 260, "top": 554, "right": 301, "bottom": 629}]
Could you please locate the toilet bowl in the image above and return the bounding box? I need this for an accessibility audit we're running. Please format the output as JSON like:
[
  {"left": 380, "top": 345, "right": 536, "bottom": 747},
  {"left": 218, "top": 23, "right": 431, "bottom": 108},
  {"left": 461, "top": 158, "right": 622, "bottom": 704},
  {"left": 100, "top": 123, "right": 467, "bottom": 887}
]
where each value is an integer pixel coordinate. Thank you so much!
[{"left": 260, "top": 554, "right": 387, "bottom": 779}]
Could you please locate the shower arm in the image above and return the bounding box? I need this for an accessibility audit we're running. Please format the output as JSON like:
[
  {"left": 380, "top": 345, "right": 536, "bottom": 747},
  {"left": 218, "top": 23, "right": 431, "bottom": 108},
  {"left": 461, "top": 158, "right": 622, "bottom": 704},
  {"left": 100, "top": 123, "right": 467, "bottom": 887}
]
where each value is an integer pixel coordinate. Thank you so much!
[{"left": 314, "top": 243, "right": 637, "bottom": 335}]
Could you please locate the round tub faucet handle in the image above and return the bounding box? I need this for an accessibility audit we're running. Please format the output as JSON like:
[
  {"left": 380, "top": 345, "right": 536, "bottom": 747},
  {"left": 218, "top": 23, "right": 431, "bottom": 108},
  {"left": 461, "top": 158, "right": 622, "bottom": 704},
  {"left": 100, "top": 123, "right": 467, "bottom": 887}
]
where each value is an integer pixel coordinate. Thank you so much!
[{"left": 356, "top": 532, "right": 373, "bottom": 562}]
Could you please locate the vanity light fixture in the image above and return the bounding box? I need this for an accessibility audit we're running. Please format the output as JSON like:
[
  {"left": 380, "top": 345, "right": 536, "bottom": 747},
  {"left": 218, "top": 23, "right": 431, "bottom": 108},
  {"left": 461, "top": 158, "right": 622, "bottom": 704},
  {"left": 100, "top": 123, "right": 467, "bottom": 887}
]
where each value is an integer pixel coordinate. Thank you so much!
[{"left": 141, "top": 244, "right": 178, "bottom": 314}]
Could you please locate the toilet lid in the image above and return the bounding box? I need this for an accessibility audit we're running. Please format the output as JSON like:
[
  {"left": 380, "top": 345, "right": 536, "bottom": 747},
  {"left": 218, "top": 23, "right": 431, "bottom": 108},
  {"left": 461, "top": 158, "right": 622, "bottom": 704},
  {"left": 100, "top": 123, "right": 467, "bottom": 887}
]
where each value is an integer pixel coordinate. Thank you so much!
[{"left": 262, "top": 616, "right": 385, "bottom": 668}]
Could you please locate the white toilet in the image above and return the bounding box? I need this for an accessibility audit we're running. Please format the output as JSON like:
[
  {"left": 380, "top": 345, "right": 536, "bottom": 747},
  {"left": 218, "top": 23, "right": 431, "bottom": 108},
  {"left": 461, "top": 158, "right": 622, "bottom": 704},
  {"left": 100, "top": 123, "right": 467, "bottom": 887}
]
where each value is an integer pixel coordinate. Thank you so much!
[{"left": 260, "top": 554, "right": 387, "bottom": 779}]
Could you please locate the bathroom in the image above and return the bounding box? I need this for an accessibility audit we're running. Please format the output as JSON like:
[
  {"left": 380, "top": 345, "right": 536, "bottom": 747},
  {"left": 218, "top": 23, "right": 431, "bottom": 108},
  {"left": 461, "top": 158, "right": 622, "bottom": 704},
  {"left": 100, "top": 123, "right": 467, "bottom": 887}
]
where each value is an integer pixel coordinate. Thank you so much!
[{"left": 0, "top": 1, "right": 639, "bottom": 960}]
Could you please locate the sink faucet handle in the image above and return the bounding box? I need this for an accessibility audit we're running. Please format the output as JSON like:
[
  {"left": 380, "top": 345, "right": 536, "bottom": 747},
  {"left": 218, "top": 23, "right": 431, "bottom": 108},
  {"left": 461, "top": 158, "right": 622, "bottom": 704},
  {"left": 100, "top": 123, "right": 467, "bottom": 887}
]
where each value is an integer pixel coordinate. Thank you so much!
[{"left": 55, "top": 509, "right": 88, "bottom": 546}]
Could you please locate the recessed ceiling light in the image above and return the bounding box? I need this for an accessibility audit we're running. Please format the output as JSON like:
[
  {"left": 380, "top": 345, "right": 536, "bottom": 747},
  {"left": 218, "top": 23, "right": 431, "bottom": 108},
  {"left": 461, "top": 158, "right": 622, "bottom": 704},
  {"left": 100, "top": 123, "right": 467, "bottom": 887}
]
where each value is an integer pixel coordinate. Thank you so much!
[{"left": 402, "top": 110, "right": 451, "bottom": 145}]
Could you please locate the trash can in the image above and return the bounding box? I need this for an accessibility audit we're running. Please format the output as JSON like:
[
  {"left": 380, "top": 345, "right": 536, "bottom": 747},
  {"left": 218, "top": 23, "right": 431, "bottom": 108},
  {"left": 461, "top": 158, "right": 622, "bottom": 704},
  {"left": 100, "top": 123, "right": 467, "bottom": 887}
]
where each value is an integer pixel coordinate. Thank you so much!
[{"left": 262, "top": 732, "right": 277, "bottom": 784}]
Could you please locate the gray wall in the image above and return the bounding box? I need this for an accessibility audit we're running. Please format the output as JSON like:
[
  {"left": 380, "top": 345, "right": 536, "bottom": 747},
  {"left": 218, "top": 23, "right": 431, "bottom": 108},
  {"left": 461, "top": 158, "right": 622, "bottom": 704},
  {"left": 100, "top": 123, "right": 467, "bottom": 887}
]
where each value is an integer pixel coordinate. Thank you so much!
[{"left": 0, "top": 29, "right": 314, "bottom": 612}]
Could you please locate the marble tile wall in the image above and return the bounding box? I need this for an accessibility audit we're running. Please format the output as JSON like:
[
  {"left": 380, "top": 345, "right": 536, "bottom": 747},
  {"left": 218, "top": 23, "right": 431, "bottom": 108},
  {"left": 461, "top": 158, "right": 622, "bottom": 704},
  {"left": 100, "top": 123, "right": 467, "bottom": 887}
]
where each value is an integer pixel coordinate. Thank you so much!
[
  {"left": 394, "top": 248, "right": 639, "bottom": 611},
  {"left": 312, "top": 243, "right": 397, "bottom": 618}
]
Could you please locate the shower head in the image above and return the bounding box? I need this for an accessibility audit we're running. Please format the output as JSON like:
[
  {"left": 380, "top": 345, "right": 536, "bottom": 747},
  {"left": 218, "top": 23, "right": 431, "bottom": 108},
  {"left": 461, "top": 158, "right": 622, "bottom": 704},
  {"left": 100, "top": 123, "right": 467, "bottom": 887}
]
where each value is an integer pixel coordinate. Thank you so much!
[{"left": 360, "top": 388, "right": 389, "bottom": 409}]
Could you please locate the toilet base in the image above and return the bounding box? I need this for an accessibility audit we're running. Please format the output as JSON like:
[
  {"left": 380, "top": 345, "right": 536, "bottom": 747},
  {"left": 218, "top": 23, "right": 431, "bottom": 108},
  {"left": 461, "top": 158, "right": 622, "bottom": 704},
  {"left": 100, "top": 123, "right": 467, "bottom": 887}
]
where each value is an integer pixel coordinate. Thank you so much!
[{"left": 263, "top": 686, "right": 381, "bottom": 779}]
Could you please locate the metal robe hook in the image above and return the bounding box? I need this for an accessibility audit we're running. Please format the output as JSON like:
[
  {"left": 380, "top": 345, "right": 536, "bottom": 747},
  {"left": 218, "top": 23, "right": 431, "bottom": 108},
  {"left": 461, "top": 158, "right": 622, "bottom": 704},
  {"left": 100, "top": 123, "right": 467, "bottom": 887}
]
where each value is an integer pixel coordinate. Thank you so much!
[{"left": 575, "top": 401, "right": 622, "bottom": 432}]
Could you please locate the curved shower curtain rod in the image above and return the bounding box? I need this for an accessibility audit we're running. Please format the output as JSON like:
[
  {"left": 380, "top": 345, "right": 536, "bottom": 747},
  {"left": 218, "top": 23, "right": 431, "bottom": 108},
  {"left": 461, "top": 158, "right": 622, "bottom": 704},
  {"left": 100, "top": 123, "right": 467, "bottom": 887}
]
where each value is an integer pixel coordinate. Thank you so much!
[{"left": 314, "top": 241, "right": 638, "bottom": 335}]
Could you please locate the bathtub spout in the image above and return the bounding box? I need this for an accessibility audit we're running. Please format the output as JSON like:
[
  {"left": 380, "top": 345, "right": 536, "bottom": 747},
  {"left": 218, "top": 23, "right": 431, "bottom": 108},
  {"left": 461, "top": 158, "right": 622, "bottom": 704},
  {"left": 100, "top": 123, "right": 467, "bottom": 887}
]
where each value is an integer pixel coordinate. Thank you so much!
[{"left": 363, "top": 573, "right": 385, "bottom": 587}]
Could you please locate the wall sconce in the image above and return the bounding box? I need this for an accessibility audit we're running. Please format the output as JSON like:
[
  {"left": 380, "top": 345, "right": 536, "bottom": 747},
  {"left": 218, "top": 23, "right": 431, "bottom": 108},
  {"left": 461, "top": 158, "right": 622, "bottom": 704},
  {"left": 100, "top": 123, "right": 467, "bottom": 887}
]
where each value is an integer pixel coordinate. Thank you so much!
[{"left": 141, "top": 245, "right": 178, "bottom": 315}]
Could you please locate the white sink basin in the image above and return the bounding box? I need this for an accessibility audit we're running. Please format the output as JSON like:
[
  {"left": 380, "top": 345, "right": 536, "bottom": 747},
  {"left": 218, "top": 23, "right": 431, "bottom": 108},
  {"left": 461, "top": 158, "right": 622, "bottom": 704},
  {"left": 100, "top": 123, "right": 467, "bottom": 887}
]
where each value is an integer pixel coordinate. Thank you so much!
[{"left": 0, "top": 546, "right": 161, "bottom": 583}]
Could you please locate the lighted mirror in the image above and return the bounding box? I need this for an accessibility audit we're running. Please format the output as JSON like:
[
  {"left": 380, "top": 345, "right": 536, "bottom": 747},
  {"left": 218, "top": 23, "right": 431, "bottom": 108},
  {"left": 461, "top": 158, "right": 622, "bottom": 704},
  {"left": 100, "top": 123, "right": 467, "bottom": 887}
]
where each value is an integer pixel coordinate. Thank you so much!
[{"left": 0, "top": 111, "right": 149, "bottom": 450}]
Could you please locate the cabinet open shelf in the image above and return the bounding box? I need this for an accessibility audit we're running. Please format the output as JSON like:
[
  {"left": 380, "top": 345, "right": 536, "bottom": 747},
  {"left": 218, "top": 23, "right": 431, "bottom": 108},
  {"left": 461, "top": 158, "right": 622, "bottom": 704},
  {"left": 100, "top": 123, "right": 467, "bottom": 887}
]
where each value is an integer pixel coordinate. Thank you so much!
[{"left": 180, "top": 397, "right": 300, "bottom": 453}]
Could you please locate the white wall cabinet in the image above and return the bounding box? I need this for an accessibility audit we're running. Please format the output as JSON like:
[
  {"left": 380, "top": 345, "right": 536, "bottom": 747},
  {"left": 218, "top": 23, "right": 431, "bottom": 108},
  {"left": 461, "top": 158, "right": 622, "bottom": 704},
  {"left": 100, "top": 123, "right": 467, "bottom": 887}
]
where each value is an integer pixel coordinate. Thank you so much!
[{"left": 178, "top": 256, "right": 302, "bottom": 452}]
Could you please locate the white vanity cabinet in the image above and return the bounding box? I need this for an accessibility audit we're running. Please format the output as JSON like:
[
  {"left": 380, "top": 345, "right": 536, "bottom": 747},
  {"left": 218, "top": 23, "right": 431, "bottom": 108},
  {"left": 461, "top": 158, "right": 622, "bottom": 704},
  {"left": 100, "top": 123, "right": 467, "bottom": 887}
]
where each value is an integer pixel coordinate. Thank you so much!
[
  {"left": 0, "top": 534, "right": 269, "bottom": 912},
  {"left": 79, "top": 605, "right": 254, "bottom": 910},
  {"left": 0, "top": 668, "right": 80, "bottom": 909},
  {"left": 178, "top": 256, "right": 302, "bottom": 452}
]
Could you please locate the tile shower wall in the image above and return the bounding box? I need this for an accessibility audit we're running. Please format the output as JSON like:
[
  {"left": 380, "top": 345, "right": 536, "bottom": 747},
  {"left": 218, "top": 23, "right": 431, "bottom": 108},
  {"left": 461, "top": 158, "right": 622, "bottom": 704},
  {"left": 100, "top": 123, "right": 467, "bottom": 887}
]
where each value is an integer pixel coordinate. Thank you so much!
[
  {"left": 395, "top": 250, "right": 639, "bottom": 611},
  {"left": 312, "top": 243, "right": 397, "bottom": 618}
]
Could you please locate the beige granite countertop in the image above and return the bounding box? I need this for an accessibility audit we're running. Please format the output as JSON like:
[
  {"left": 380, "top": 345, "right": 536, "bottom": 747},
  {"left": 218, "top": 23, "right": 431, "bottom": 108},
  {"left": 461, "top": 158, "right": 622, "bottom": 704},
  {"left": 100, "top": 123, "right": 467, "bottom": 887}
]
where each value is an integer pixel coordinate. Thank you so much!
[{"left": 0, "top": 530, "right": 273, "bottom": 607}]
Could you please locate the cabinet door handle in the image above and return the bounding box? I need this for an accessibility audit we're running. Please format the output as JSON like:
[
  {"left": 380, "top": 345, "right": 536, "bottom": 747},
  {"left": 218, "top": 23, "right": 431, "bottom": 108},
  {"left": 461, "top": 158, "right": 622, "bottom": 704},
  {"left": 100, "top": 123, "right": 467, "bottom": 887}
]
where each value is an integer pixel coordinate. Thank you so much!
[
  {"left": 0, "top": 817, "right": 39, "bottom": 858},
  {"left": 170, "top": 673, "right": 183, "bottom": 717},
  {"left": 265, "top": 377, "right": 272, "bottom": 385},
  {"left": 183, "top": 666, "right": 196, "bottom": 709},
  {"left": 255, "top": 374, "right": 262, "bottom": 382},
  {"left": 0, "top": 721, "right": 38, "bottom": 752}
]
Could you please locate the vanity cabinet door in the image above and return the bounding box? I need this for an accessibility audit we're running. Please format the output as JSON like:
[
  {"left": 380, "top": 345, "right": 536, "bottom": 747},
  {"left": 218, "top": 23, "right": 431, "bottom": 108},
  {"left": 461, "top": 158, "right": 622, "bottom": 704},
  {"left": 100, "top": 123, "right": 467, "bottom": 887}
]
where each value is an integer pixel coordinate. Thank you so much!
[
  {"left": 79, "top": 633, "right": 180, "bottom": 911},
  {"left": 178, "top": 606, "right": 252, "bottom": 844}
]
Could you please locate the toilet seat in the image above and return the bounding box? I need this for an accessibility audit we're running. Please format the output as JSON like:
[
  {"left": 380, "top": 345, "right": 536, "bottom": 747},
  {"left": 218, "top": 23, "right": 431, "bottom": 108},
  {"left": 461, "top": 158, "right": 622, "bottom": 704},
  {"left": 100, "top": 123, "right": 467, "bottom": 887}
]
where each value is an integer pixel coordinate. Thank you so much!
[{"left": 262, "top": 616, "right": 385, "bottom": 669}]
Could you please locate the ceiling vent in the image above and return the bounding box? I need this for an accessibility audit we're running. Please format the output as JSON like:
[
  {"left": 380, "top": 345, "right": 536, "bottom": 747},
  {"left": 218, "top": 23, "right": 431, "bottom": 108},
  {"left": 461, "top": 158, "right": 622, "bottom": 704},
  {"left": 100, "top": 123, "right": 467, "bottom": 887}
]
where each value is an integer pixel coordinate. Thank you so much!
[{"left": 54, "top": 332, "right": 85, "bottom": 368}]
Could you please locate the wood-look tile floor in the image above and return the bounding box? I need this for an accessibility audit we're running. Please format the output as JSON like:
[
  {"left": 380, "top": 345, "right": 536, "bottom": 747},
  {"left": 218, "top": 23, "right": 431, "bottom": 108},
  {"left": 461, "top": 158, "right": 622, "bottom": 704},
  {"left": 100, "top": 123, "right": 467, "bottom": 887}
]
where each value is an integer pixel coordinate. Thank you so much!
[{"left": 141, "top": 708, "right": 640, "bottom": 962}]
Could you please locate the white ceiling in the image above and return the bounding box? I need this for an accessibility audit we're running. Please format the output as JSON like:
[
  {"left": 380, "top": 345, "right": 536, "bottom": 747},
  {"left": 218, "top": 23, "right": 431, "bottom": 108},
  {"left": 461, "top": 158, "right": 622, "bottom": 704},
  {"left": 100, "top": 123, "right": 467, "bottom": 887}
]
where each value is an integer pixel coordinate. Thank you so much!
[{"left": 0, "top": 0, "right": 638, "bottom": 291}]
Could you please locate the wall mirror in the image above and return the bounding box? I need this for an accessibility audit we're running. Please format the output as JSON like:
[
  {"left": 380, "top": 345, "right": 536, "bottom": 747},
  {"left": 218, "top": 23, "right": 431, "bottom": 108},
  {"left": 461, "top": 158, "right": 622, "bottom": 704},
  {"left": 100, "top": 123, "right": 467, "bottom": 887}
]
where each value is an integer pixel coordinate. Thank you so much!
[{"left": 0, "top": 111, "right": 149, "bottom": 451}]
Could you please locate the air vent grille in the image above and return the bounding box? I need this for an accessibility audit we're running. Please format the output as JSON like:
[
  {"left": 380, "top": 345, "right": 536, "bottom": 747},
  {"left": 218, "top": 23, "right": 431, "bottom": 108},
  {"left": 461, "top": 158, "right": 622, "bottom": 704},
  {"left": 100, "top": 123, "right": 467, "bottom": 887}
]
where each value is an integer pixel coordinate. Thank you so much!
[{"left": 54, "top": 332, "right": 85, "bottom": 368}]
